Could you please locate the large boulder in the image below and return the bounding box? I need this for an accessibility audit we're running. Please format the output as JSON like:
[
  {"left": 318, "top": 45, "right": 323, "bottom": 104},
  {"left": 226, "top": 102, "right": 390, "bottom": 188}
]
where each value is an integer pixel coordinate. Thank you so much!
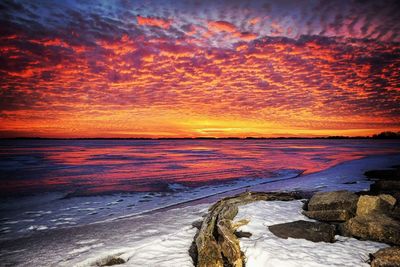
[
  {"left": 370, "top": 246, "right": 400, "bottom": 267},
  {"left": 268, "top": 220, "right": 336, "bottom": 243},
  {"left": 307, "top": 190, "right": 359, "bottom": 211},
  {"left": 356, "top": 194, "right": 396, "bottom": 217},
  {"left": 339, "top": 214, "right": 400, "bottom": 245},
  {"left": 303, "top": 190, "right": 359, "bottom": 222}
]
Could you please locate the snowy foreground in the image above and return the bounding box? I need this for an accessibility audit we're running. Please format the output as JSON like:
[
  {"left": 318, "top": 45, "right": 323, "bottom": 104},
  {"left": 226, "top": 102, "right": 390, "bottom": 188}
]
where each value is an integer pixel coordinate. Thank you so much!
[
  {"left": 1, "top": 154, "right": 399, "bottom": 266},
  {"left": 234, "top": 200, "right": 387, "bottom": 267}
]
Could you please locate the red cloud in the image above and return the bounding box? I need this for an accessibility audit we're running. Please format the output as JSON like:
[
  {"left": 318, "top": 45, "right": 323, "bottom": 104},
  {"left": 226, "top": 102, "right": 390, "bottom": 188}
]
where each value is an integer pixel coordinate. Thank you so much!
[{"left": 137, "top": 16, "right": 172, "bottom": 29}]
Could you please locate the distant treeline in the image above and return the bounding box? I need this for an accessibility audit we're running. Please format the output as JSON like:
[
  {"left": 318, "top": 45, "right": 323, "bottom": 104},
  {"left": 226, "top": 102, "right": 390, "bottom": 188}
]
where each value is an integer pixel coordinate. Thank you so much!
[
  {"left": 2, "top": 131, "right": 400, "bottom": 140},
  {"left": 371, "top": 131, "right": 400, "bottom": 139}
]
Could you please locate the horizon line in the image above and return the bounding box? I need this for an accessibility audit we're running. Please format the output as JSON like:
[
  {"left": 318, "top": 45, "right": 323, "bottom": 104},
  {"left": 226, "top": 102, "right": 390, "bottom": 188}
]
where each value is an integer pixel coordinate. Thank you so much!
[{"left": 1, "top": 135, "right": 400, "bottom": 140}]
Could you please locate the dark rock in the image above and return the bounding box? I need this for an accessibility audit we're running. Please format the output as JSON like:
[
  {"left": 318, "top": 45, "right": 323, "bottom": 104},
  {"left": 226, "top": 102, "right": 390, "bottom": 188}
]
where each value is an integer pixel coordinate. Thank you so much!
[
  {"left": 192, "top": 220, "right": 203, "bottom": 229},
  {"left": 370, "top": 180, "right": 400, "bottom": 193},
  {"left": 189, "top": 232, "right": 199, "bottom": 266},
  {"left": 340, "top": 214, "right": 400, "bottom": 245},
  {"left": 302, "top": 199, "right": 309, "bottom": 211},
  {"left": 234, "top": 231, "right": 252, "bottom": 238},
  {"left": 307, "top": 190, "right": 359, "bottom": 212},
  {"left": 268, "top": 220, "right": 336, "bottom": 243},
  {"left": 370, "top": 246, "right": 400, "bottom": 267},
  {"left": 101, "top": 257, "right": 126, "bottom": 266},
  {"left": 364, "top": 169, "right": 400, "bottom": 180},
  {"left": 303, "top": 209, "right": 353, "bottom": 222}
]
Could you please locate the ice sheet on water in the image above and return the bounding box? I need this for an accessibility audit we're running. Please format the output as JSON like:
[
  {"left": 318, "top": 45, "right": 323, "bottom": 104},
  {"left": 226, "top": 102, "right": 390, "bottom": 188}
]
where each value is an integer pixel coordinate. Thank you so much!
[{"left": 0, "top": 168, "right": 302, "bottom": 241}]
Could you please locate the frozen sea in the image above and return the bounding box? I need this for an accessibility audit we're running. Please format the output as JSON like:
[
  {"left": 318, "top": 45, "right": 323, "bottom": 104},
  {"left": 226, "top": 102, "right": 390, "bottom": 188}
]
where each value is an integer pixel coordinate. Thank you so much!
[{"left": 0, "top": 139, "right": 400, "bottom": 266}]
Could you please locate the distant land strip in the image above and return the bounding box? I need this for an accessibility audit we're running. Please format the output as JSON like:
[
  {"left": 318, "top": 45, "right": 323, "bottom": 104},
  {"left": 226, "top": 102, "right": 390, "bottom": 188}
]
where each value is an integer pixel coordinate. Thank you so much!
[{"left": 1, "top": 131, "right": 400, "bottom": 140}]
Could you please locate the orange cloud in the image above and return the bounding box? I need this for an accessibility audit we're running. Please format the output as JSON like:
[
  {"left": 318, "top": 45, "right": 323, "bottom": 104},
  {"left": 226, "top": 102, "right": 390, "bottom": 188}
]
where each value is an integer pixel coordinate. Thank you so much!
[
  {"left": 249, "top": 17, "right": 260, "bottom": 25},
  {"left": 1, "top": 33, "right": 399, "bottom": 138},
  {"left": 235, "top": 32, "right": 258, "bottom": 41},
  {"left": 137, "top": 15, "right": 172, "bottom": 29},
  {"left": 208, "top": 21, "right": 237, "bottom": 33}
]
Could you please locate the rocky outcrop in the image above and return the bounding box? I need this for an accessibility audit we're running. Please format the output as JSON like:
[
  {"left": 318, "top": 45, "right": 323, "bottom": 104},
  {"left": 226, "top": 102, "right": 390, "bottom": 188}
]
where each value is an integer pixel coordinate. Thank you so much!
[
  {"left": 192, "top": 191, "right": 300, "bottom": 267},
  {"left": 303, "top": 190, "right": 359, "bottom": 222},
  {"left": 370, "top": 246, "right": 400, "bottom": 267},
  {"left": 268, "top": 220, "right": 335, "bottom": 243},
  {"left": 339, "top": 194, "right": 399, "bottom": 245}
]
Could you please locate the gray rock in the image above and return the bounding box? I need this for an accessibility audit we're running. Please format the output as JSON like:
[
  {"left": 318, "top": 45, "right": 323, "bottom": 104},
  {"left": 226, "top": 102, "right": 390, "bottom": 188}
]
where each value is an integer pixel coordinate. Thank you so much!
[
  {"left": 268, "top": 220, "right": 336, "bottom": 243},
  {"left": 370, "top": 246, "right": 400, "bottom": 267}
]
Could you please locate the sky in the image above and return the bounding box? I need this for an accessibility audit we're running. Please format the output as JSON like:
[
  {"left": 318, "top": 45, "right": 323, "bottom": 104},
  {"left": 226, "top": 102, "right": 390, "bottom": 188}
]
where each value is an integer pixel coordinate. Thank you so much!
[{"left": 0, "top": 0, "right": 399, "bottom": 138}]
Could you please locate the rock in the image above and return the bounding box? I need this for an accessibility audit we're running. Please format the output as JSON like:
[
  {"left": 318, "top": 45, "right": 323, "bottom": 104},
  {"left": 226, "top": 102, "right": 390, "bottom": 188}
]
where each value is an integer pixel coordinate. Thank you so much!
[
  {"left": 303, "top": 191, "right": 358, "bottom": 222},
  {"left": 303, "top": 209, "right": 353, "bottom": 222},
  {"left": 370, "top": 246, "right": 400, "bottom": 267},
  {"left": 98, "top": 256, "right": 126, "bottom": 266},
  {"left": 371, "top": 180, "right": 400, "bottom": 193},
  {"left": 234, "top": 231, "right": 252, "bottom": 238},
  {"left": 356, "top": 195, "right": 396, "bottom": 216},
  {"left": 192, "top": 220, "right": 203, "bottom": 229},
  {"left": 340, "top": 214, "right": 400, "bottom": 245},
  {"left": 364, "top": 169, "right": 400, "bottom": 180},
  {"left": 307, "top": 190, "right": 359, "bottom": 212},
  {"left": 268, "top": 220, "right": 336, "bottom": 243}
]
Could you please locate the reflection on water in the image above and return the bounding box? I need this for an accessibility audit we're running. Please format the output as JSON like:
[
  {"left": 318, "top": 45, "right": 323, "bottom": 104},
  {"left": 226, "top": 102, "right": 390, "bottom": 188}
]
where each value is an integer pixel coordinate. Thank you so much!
[{"left": 0, "top": 139, "right": 399, "bottom": 196}]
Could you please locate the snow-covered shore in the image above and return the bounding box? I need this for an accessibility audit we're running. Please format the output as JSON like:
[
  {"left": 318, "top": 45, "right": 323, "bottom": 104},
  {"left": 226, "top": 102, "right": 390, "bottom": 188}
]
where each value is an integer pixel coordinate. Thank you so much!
[
  {"left": 1, "top": 153, "right": 399, "bottom": 266},
  {"left": 234, "top": 200, "right": 387, "bottom": 267}
]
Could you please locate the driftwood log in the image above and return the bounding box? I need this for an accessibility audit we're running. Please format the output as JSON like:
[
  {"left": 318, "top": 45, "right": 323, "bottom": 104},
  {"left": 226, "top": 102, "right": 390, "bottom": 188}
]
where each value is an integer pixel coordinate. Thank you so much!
[{"left": 193, "top": 191, "right": 301, "bottom": 267}]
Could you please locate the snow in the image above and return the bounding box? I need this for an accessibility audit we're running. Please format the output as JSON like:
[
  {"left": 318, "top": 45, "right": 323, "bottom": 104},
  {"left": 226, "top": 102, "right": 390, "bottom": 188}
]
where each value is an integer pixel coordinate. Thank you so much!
[
  {"left": 60, "top": 204, "right": 207, "bottom": 267},
  {"left": 234, "top": 200, "right": 388, "bottom": 267}
]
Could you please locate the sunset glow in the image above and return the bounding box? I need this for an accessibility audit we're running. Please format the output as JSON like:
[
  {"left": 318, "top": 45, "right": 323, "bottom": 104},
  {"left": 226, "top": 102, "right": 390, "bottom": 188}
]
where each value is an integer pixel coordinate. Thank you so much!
[{"left": 1, "top": 0, "right": 399, "bottom": 138}]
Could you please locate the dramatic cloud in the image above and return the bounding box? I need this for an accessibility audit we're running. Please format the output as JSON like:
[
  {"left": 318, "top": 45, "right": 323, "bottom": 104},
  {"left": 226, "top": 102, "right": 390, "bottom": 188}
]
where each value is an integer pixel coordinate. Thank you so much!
[
  {"left": 0, "top": 0, "right": 399, "bottom": 137},
  {"left": 137, "top": 16, "right": 172, "bottom": 29},
  {"left": 208, "top": 21, "right": 238, "bottom": 33}
]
